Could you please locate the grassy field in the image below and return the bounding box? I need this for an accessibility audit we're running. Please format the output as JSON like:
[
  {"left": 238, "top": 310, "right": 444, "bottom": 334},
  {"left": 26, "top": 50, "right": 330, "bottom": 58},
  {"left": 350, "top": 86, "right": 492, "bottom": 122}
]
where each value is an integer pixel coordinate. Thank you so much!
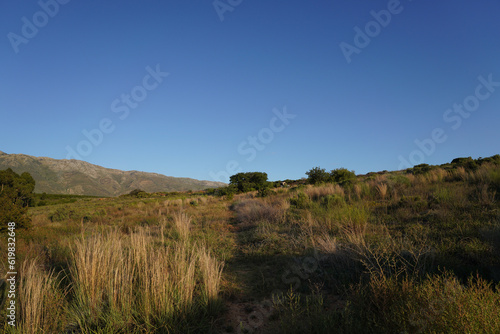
[{"left": 1, "top": 160, "right": 500, "bottom": 333}]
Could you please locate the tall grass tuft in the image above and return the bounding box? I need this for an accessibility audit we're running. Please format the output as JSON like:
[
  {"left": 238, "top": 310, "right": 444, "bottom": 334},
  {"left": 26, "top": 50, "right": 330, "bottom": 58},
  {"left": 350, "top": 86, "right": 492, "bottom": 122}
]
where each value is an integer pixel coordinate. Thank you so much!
[
  {"left": 232, "top": 198, "right": 287, "bottom": 225},
  {"left": 173, "top": 211, "right": 191, "bottom": 240},
  {"left": 17, "top": 258, "right": 66, "bottom": 333},
  {"left": 314, "top": 233, "right": 338, "bottom": 254},
  {"left": 68, "top": 224, "right": 224, "bottom": 332},
  {"left": 353, "top": 183, "right": 362, "bottom": 200},
  {"left": 304, "top": 184, "right": 344, "bottom": 201},
  {"left": 69, "top": 229, "right": 134, "bottom": 330},
  {"left": 198, "top": 246, "right": 225, "bottom": 306},
  {"left": 376, "top": 183, "right": 388, "bottom": 200},
  {"left": 343, "top": 272, "right": 500, "bottom": 333}
]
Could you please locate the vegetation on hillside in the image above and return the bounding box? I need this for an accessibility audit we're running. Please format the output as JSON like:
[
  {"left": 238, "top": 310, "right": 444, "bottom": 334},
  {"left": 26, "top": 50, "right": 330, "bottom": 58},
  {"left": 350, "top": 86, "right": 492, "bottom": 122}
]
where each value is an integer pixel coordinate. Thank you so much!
[
  {"left": 0, "top": 168, "right": 35, "bottom": 229},
  {"left": 1, "top": 155, "right": 499, "bottom": 333},
  {"left": 0, "top": 152, "right": 226, "bottom": 196}
]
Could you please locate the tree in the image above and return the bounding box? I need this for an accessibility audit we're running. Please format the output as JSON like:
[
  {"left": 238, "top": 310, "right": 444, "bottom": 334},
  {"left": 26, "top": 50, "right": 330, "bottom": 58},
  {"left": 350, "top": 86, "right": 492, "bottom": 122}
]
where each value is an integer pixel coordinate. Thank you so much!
[
  {"left": 0, "top": 168, "right": 35, "bottom": 229},
  {"left": 306, "top": 167, "right": 330, "bottom": 185},
  {"left": 229, "top": 172, "right": 269, "bottom": 193},
  {"left": 330, "top": 168, "right": 356, "bottom": 186},
  {"left": 451, "top": 157, "right": 478, "bottom": 171},
  {"left": 128, "top": 189, "right": 148, "bottom": 198}
]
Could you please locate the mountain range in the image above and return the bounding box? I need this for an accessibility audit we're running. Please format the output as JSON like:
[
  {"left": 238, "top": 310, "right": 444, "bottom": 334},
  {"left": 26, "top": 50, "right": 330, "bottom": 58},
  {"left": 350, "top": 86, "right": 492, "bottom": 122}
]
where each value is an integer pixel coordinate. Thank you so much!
[{"left": 0, "top": 151, "right": 225, "bottom": 197}]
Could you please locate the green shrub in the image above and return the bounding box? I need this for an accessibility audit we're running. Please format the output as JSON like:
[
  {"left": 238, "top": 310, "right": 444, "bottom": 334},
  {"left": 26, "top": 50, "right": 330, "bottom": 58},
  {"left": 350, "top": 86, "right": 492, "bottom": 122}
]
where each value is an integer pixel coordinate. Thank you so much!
[
  {"left": 229, "top": 172, "right": 269, "bottom": 193},
  {"left": 321, "top": 194, "right": 345, "bottom": 208},
  {"left": 278, "top": 272, "right": 500, "bottom": 334},
  {"left": 290, "top": 192, "right": 310, "bottom": 209},
  {"left": 128, "top": 189, "right": 149, "bottom": 198},
  {"left": 215, "top": 185, "right": 237, "bottom": 198},
  {"left": 257, "top": 186, "right": 271, "bottom": 198},
  {"left": 273, "top": 289, "right": 336, "bottom": 334},
  {"left": 330, "top": 168, "right": 357, "bottom": 186},
  {"left": 343, "top": 272, "right": 500, "bottom": 333},
  {"left": 490, "top": 168, "right": 500, "bottom": 194},
  {"left": 387, "top": 174, "right": 411, "bottom": 188},
  {"left": 48, "top": 208, "right": 70, "bottom": 222},
  {"left": 410, "top": 163, "right": 432, "bottom": 175},
  {"left": 306, "top": 167, "right": 330, "bottom": 185},
  {"left": 451, "top": 156, "right": 479, "bottom": 171},
  {"left": 0, "top": 168, "right": 35, "bottom": 229},
  {"left": 397, "top": 196, "right": 428, "bottom": 212},
  {"left": 433, "top": 188, "right": 452, "bottom": 204}
]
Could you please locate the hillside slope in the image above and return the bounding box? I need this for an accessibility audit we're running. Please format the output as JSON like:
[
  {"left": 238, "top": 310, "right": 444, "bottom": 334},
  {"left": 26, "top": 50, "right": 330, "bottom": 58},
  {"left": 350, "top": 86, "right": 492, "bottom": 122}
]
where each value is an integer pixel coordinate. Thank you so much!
[{"left": 0, "top": 151, "right": 225, "bottom": 196}]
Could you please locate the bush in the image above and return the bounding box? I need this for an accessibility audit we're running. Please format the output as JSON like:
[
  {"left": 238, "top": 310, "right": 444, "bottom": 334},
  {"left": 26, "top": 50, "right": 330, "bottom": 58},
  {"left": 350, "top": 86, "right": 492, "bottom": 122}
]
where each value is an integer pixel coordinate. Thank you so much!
[
  {"left": 275, "top": 272, "right": 500, "bottom": 334},
  {"left": 341, "top": 272, "right": 500, "bottom": 333},
  {"left": 215, "top": 185, "right": 237, "bottom": 198},
  {"left": 410, "top": 163, "right": 433, "bottom": 175},
  {"left": 321, "top": 194, "right": 345, "bottom": 208},
  {"left": 306, "top": 167, "right": 330, "bottom": 185},
  {"left": 231, "top": 199, "right": 285, "bottom": 224},
  {"left": 490, "top": 168, "right": 500, "bottom": 194},
  {"left": 48, "top": 208, "right": 71, "bottom": 222},
  {"left": 128, "top": 189, "right": 148, "bottom": 198},
  {"left": 330, "top": 168, "right": 356, "bottom": 186},
  {"left": 396, "top": 196, "right": 428, "bottom": 212},
  {"left": 387, "top": 174, "right": 411, "bottom": 188},
  {"left": 290, "top": 192, "right": 310, "bottom": 209},
  {"left": 0, "top": 168, "right": 35, "bottom": 229},
  {"left": 257, "top": 186, "right": 271, "bottom": 198},
  {"left": 229, "top": 172, "right": 269, "bottom": 193},
  {"left": 451, "top": 156, "right": 479, "bottom": 171}
]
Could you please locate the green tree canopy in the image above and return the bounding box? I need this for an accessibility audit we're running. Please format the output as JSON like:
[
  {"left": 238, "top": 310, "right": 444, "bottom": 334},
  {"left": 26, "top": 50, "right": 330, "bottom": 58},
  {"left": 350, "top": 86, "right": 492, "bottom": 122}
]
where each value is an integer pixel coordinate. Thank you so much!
[
  {"left": 330, "top": 168, "right": 357, "bottom": 186},
  {"left": 229, "top": 172, "right": 269, "bottom": 193},
  {"left": 0, "top": 168, "right": 35, "bottom": 228},
  {"left": 306, "top": 167, "right": 330, "bottom": 185}
]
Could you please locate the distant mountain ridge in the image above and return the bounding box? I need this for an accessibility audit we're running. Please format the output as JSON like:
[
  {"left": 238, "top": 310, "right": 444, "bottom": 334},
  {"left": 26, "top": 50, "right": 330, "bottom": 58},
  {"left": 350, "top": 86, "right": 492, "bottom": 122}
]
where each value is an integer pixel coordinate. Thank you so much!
[{"left": 0, "top": 151, "right": 225, "bottom": 196}]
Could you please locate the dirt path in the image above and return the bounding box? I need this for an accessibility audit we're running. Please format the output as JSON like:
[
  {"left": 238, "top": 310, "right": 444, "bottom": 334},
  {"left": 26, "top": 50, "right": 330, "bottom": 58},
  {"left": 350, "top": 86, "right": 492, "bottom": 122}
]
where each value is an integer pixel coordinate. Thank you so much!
[{"left": 216, "top": 207, "right": 278, "bottom": 334}]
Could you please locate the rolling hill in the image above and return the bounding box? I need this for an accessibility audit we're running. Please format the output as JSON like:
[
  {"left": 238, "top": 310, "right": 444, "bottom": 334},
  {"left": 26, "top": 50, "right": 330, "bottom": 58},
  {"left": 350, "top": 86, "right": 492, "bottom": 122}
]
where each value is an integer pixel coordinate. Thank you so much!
[{"left": 0, "top": 151, "right": 225, "bottom": 196}]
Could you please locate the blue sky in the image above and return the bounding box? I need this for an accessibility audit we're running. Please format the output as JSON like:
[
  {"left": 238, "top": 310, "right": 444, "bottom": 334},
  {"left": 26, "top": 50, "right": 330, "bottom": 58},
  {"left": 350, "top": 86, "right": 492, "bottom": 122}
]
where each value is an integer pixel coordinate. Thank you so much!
[{"left": 1, "top": 0, "right": 499, "bottom": 183}]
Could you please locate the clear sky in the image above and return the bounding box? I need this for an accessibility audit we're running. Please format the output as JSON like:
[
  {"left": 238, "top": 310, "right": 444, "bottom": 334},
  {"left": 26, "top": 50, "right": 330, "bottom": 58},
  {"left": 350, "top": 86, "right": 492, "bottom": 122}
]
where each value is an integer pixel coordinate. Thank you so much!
[{"left": 1, "top": 0, "right": 499, "bottom": 183}]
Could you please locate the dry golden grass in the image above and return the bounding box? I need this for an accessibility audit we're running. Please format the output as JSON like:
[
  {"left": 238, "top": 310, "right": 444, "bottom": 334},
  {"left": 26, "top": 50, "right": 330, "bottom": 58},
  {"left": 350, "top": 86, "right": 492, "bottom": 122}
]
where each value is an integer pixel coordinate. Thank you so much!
[
  {"left": 173, "top": 210, "right": 191, "bottom": 240},
  {"left": 232, "top": 198, "right": 287, "bottom": 225},
  {"left": 198, "top": 246, "right": 224, "bottom": 302},
  {"left": 70, "top": 229, "right": 135, "bottom": 324},
  {"left": 29, "top": 213, "right": 51, "bottom": 227},
  {"left": 425, "top": 168, "right": 447, "bottom": 183},
  {"left": 369, "top": 174, "right": 385, "bottom": 185},
  {"left": 405, "top": 173, "right": 416, "bottom": 185},
  {"left": 353, "top": 183, "right": 362, "bottom": 200},
  {"left": 468, "top": 162, "right": 499, "bottom": 185},
  {"left": 376, "top": 183, "right": 388, "bottom": 200},
  {"left": 314, "top": 233, "right": 338, "bottom": 254},
  {"left": 170, "top": 198, "right": 183, "bottom": 207},
  {"left": 453, "top": 166, "right": 468, "bottom": 181},
  {"left": 69, "top": 223, "right": 224, "bottom": 330},
  {"left": 11, "top": 162, "right": 500, "bottom": 332},
  {"left": 18, "top": 258, "right": 66, "bottom": 333},
  {"left": 479, "top": 183, "right": 497, "bottom": 205},
  {"left": 263, "top": 196, "right": 290, "bottom": 221},
  {"left": 234, "top": 191, "right": 257, "bottom": 200},
  {"left": 304, "top": 183, "right": 344, "bottom": 201}
]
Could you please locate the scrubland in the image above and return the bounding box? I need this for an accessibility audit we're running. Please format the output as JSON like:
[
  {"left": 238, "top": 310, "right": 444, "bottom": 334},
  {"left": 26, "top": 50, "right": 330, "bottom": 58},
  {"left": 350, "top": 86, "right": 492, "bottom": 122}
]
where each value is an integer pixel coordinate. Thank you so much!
[{"left": 1, "top": 159, "right": 500, "bottom": 333}]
